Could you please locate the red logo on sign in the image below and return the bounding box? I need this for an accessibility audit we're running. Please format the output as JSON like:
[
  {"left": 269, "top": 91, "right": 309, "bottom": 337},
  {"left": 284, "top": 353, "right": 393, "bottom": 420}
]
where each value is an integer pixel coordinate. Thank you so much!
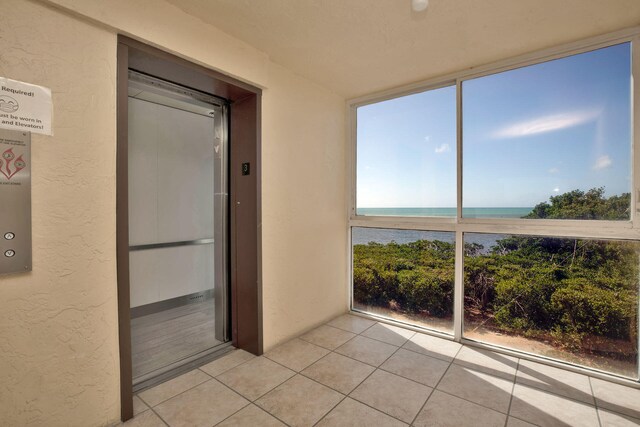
[{"left": 0, "top": 148, "right": 26, "bottom": 180}]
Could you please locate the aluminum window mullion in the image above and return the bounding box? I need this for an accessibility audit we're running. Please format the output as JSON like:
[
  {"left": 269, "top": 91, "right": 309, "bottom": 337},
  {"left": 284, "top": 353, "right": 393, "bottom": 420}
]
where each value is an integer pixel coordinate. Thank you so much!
[
  {"left": 454, "top": 78, "right": 464, "bottom": 342},
  {"left": 454, "top": 230, "right": 464, "bottom": 341},
  {"left": 633, "top": 37, "right": 640, "bottom": 229},
  {"left": 632, "top": 36, "right": 640, "bottom": 382}
]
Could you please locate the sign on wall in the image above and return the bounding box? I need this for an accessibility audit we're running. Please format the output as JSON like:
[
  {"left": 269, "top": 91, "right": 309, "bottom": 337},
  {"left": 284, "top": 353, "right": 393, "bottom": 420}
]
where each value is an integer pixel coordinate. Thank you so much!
[
  {"left": 0, "top": 129, "right": 31, "bottom": 275},
  {"left": 0, "top": 77, "right": 52, "bottom": 136}
]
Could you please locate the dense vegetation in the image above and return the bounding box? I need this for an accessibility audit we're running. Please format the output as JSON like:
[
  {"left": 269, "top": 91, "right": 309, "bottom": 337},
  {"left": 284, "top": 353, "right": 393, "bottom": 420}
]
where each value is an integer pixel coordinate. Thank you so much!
[
  {"left": 353, "top": 189, "right": 639, "bottom": 363},
  {"left": 523, "top": 187, "right": 630, "bottom": 220}
]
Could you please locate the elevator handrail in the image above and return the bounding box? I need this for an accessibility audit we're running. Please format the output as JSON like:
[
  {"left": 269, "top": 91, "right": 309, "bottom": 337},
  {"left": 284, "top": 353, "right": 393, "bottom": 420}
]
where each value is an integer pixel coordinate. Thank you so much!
[{"left": 129, "top": 238, "right": 214, "bottom": 251}]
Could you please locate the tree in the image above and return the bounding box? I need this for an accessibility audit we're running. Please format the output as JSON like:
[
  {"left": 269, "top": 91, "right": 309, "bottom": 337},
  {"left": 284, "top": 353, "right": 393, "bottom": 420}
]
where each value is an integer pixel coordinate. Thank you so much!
[{"left": 523, "top": 187, "right": 630, "bottom": 220}]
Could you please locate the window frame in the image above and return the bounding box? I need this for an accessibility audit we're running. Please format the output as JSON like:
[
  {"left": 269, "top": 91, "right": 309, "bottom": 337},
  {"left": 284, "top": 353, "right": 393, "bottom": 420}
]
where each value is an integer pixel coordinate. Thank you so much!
[{"left": 347, "top": 27, "right": 640, "bottom": 384}]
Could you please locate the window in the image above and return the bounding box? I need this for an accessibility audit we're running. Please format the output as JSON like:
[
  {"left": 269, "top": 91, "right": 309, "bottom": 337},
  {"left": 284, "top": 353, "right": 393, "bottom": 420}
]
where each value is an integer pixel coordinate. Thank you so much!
[
  {"left": 352, "top": 227, "right": 454, "bottom": 333},
  {"left": 356, "top": 85, "right": 456, "bottom": 217},
  {"left": 464, "top": 233, "right": 639, "bottom": 378},
  {"left": 463, "top": 44, "right": 631, "bottom": 220},
  {"left": 351, "top": 38, "right": 638, "bottom": 380}
]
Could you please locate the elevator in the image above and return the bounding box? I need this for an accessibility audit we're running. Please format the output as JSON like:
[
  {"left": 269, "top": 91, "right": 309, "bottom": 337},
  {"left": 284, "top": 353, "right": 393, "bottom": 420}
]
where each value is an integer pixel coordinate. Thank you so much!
[{"left": 127, "top": 71, "right": 230, "bottom": 387}]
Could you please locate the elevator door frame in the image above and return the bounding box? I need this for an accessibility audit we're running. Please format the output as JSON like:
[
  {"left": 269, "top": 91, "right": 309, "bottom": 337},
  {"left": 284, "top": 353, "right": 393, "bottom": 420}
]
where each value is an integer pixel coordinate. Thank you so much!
[{"left": 116, "top": 36, "right": 263, "bottom": 422}]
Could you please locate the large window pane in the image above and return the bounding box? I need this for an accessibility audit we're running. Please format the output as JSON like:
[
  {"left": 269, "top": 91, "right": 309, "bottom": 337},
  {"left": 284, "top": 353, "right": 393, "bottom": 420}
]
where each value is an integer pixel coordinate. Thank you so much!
[
  {"left": 356, "top": 86, "right": 456, "bottom": 216},
  {"left": 352, "top": 227, "right": 454, "bottom": 333},
  {"left": 464, "top": 233, "right": 639, "bottom": 378},
  {"left": 463, "top": 43, "right": 631, "bottom": 220}
]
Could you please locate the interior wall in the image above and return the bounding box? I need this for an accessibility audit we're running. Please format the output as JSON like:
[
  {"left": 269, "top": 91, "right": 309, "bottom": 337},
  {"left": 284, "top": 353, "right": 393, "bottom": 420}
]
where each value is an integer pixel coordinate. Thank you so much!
[
  {"left": 0, "top": 0, "right": 347, "bottom": 425},
  {"left": 0, "top": 1, "right": 119, "bottom": 426}
]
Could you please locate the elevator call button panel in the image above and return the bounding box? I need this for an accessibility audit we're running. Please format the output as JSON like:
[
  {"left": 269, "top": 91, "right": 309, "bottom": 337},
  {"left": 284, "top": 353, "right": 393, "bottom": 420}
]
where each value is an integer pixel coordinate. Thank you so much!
[{"left": 0, "top": 129, "right": 31, "bottom": 275}]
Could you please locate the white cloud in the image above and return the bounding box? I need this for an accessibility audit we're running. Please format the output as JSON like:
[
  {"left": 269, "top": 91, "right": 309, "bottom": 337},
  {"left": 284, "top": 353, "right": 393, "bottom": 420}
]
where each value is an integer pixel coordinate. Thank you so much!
[
  {"left": 548, "top": 167, "right": 559, "bottom": 174},
  {"left": 553, "top": 187, "right": 560, "bottom": 193},
  {"left": 492, "top": 109, "right": 600, "bottom": 139},
  {"left": 593, "top": 155, "right": 612, "bottom": 171},
  {"left": 434, "top": 143, "right": 450, "bottom": 154},
  {"left": 424, "top": 136, "right": 431, "bottom": 142}
]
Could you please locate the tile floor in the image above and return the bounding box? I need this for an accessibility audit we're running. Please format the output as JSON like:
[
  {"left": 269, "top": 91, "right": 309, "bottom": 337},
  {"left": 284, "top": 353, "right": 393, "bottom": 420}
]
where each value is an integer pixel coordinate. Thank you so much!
[{"left": 121, "top": 314, "right": 640, "bottom": 427}]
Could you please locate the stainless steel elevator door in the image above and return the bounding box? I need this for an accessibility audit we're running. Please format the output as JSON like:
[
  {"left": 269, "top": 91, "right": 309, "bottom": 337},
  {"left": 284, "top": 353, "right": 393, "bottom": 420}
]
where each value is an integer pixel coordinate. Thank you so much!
[{"left": 127, "top": 71, "right": 229, "bottom": 384}]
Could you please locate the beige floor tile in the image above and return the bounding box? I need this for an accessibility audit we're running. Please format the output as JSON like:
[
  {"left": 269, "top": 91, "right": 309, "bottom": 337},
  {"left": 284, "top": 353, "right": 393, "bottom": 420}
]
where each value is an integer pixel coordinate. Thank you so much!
[
  {"left": 256, "top": 375, "right": 343, "bottom": 427},
  {"left": 138, "top": 369, "right": 210, "bottom": 407},
  {"left": 361, "top": 322, "right": 416, "bottom": 346},
  {"left": 516, "top": 359, "right": 594, "bottom": 404},
  {"left": 154, "top": 379, "right": 249, "bottom": 427},
  {"left": 301, "top": 352, "right": 375, "bottom": 394},
  {"left": 436, "top": 364, "right": 513, "bottom": 413},
  {"left": 264, "top": 338, "right": 330, "bottom": 372},
  {"left": 132, "top": 395, "right": 149, "bottom": 416},
  {"left": 454, "top": 346, "right": 519, "bottom": 380},
  {"left": 380, "top": 348, "right": 449, "bottom": 387},
  {"left": 402, "top": 332, "right": 461, "bottom": 362},
  {"left": 316, "top": 397, "right": 407, "bottom": 427},
  {"left": 217, "top": 404, "right": 286, "bottom": 427},
  {"left": 591, "top": 378, "right": 640, "bottom": 419},
  {"left": 507, "top": 416, "right": 537, "bottom": 427},
  {"left": 326, "top": 314, "right": 376, "bottom": 334},
  {"left": 122, "top": 410, "right": 167, "bottom": 427},
  {"left": 509, "top": 383, "right": 599, "bottom": 427},
  {"left": 598, "top": 409, "right": 640, "bottom": 427},
  {"left": 335, "top": 335, "right": 398, "bottom": 366},
  {"left": 299, "top": 325, "right": 356, "bottom": 350},
  {"left": 217, "top": 357, "right": 295, "bottom": 401},
  {"left": 413, "top": 390, "right": 506, "bottom": 427},
  {"left": 199, "top": 349, "right": 255, "bottom": 377},
  {"left": 350, "top": 369, "right": 432, "bottom": 423}
]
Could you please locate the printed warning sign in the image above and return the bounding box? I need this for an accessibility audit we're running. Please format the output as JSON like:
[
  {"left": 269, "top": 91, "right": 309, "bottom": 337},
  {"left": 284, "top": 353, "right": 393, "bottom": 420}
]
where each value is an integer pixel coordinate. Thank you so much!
[{"left": 0, "top": 77, "right": 52, "bottom": 136}]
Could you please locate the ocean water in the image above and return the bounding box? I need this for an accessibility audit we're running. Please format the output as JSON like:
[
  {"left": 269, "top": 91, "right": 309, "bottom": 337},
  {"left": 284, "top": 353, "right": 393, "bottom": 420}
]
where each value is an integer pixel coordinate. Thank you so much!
[
  {"left": 352, "top": 207, "right": 533, "bottom": 250},
  {"left": 352, "top": 228, "right": 504, "bottom": 250}
]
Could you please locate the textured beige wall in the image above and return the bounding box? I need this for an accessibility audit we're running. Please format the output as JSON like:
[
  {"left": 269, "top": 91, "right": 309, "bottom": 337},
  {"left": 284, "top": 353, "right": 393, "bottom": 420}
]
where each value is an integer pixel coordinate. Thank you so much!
[
  {"left": 0, "top": 0, "right": 347, "bottom": 425},
  {"left": 0, "top": 1, "right": 119, "bottom": 426}
]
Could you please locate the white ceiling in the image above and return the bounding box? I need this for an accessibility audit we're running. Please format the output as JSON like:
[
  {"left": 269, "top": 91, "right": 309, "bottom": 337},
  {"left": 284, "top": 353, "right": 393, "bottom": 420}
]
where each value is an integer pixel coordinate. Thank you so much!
[{"left": 165, "top": 0, "right": 640, "bottom": 98}]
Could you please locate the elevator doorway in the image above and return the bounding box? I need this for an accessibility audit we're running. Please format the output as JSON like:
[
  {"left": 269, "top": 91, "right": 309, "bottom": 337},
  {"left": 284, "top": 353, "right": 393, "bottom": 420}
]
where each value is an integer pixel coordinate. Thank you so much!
[{"left": 127, "top": 71, "right": 230, "bottom": 387}]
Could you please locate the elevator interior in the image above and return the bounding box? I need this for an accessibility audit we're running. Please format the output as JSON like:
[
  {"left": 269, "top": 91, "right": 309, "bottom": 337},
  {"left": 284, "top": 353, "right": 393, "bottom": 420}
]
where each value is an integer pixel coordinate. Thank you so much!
[{"left": 127, "top": 71, "right": 230, "bottom": 386}]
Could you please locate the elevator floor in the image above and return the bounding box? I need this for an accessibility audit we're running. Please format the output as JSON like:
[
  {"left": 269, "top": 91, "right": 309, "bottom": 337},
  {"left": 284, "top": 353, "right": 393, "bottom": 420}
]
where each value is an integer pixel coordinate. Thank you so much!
[{"left": 131, "top": 300, "right": 223, "bottom": 379}]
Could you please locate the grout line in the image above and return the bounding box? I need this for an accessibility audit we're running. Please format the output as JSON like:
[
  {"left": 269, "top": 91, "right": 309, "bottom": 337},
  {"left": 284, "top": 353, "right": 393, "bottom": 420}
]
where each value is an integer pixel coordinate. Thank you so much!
[
  {"left": 504, "top": 358, "right": 520, "bottom": 427},
  {"left": 400, "top": 345, "right": 457, "bottom": 364},
  {"left": 312, "top": 329, "right": 411, "bottom": 426},
  {"left": 397, "top": 333, "right": 460, "bottom": 364},
  {"left": 241, "top": 364, "right": 297, "bottom": 403},
  {"left": 337, "top": 397, "right": 409, "bottom": 426},
  {"left": 310, "top": 393, "right": 347, "bottom": 427},
  {"left": 137, "top": 374, "right": 211, "bottom": 408},
  {"left": 333, "top": 342, "right": 400, "bottom": 369},
  {"left": 357, "top": 332, "right": 415, "bottom": 348},
  {"left": 511, "top": 378, "right": 604, "bottom": 411},
  {"left": 409, "top": 343, "right": 462, "bottom": 425},
  {"left": 211, "top": 402, "right": 252, "bottom": 427},
  {"left": 211, "top": 377, "right": 293, "bottom": 427},
  {"left": 297, "top": 327, "right": 358, "bottom": 351},
  {"left": 148, "top": 405, "right": 171, "bottom": 427},
  {"left": 203, "top": 352, "right": 260, "bottom": 381},
  {"left": 221, "top": 356, "right": 336, "bottom": 426},
  {"left": 335, "top": 339, "right": 418, "bottom": 425}
]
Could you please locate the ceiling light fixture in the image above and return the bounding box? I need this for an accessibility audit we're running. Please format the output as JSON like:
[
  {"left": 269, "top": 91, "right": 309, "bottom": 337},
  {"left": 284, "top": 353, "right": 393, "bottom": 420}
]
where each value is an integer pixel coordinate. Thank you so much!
[{"left": 411, "top": 0, "right": 429, "bottom": 12}]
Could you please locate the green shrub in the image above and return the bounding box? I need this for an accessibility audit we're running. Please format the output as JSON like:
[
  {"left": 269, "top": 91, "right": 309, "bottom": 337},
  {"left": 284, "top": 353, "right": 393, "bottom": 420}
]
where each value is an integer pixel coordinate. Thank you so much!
[
  {"left": 493, "top": 273, "right": 560, "bottom": 331},
  {"left": 398, "top": 267, "right": 453, "bottom": 316},
  {"left": 551, "top": 283, "right": 636, "bottom": 340}
]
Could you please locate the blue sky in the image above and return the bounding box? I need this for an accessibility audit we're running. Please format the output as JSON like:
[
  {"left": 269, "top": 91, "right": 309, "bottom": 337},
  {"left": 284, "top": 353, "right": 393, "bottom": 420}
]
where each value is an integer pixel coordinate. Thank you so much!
[{"left": 357, "top": 42, "right": 631, "bottom": 209}]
